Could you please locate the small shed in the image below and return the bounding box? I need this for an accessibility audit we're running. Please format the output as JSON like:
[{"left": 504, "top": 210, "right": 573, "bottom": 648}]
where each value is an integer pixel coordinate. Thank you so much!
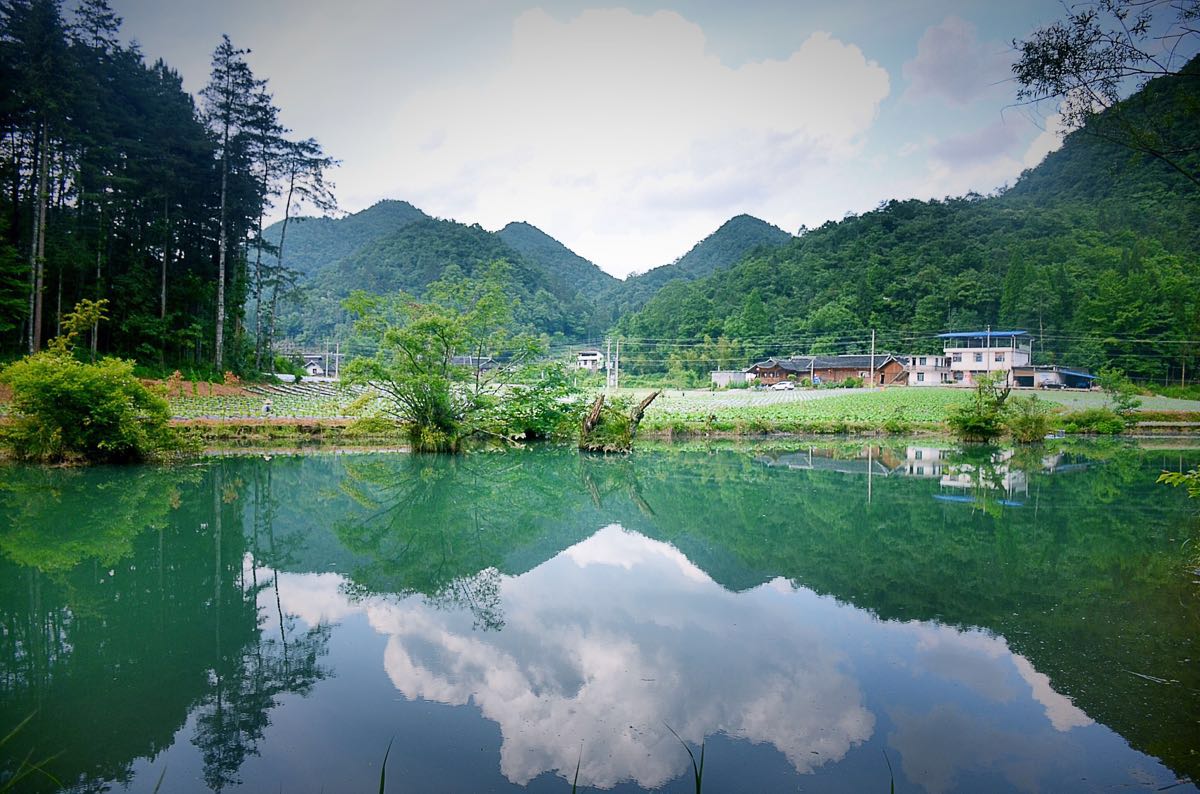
[{"left": 711, "top": 370, "right": 749, "bottom": 387}]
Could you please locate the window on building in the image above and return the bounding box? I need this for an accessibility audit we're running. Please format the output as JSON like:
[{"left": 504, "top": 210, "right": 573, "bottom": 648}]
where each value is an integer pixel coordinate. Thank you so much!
[
  {"left": 917, "top": 372, "right": 925, "bottom": 382},
  {"left": 974, "top": 352, "right": 983, "bottom": 363},
  {"left": 995, "top": 352, "right": 1005, "bottom": 363},
  {"left": 952, "top": 353, "right": 962, "bottom": 363},
  {"left": 917, "top": 466, "right": 924, "bottom": 476},
  {"left": 918, "top": 357, "right": 926, "bottom": 366},
  {"left": 915, "top": 449, "right": 923, "bottom": 459}
]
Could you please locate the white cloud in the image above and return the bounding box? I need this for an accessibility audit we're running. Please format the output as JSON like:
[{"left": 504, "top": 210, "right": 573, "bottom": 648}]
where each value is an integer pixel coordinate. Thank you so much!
[
  {"left": 1021, "top": 112, "right": 1068, "bottom": 169},
  {"left": 254, "top": 525, "right": 1100, "bottom": 790},
  {"left": 341, "top": 8, "right": 889, "bottom": 275},
  {"left": 903, "top": 16, "right": 1009, "bottom": 106}
]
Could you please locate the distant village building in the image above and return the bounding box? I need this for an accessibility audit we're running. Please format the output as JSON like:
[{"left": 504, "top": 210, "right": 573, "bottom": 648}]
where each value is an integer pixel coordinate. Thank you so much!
[
  {"left": 302, "top": 355, "right": 325, "bottom": 377},
  {"left": 938, "top": 330, "right": 1032, "bottom": 387},
  {"left": 575, "top": 350, "right": 605, "bottom": 372},
  {"left": 451, "top": 355, "right": 496, "bottom": 370},
  {"left": 746, "top": 354, "right": 907, "bottom": 386},
  {"left": 906, "top": 354, "right": 954, "bottom": 386},
  {"left": 710, "top": 370, "right": 749, "bottom": 387},
  {"left": 1011, "top": 364, "right": 1097, "bottom": 389}
]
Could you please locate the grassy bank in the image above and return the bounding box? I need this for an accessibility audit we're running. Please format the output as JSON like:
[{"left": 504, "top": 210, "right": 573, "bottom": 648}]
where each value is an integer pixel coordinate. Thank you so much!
[{"left": 173, "top": 416, "right": 406, "bottom": 448}]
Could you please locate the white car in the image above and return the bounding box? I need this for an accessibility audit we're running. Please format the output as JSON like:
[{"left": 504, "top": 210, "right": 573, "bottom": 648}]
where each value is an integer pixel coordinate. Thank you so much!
[{"left": 771, "top": 381, "right": 795, "bottom": 391}]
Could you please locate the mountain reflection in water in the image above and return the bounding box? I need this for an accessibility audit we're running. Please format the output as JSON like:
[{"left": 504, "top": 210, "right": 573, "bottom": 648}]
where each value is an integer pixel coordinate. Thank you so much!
[{"left": 0, "top": 442, "right": 1196, "bottom": 792}]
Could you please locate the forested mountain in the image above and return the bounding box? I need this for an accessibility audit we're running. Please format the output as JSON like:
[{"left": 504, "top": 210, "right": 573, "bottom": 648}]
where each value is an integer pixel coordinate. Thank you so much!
[
  {"left": 274, "top": 215, "right": 611, "bottom": 344},
  {"left": 264, "top": 200, "right": 427, "bottom": 277},
  {"left": 608, "top": 214, "right": 793, "bottom": 318},
  {"left": 616, "top": 64, "right": 1200, "bottom": 383},
  {"left": 270, "top": 208, "right": 790, "bottom": 346},
  {"left": 497, "top": 221, "right": 617, "bottom": 295}
]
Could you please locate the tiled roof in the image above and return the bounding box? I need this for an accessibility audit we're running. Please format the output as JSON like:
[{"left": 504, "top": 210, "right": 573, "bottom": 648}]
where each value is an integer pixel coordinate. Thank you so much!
[{"left": 748, "top": 354, "right": 901, "bottom": 372}]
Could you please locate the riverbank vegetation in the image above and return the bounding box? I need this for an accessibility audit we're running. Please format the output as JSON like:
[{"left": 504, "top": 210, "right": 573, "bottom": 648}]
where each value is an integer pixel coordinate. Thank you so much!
[
  {"left": 342, "top": 265, "right": 588, "bottom": 452},
  {"left": 0, "top": 301, "right": 180, "bottom": 462}
]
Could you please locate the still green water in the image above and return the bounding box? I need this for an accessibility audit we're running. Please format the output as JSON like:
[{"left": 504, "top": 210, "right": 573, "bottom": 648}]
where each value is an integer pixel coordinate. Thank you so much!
[{"left": 1, "top": 441, "right": 1198, "bottom": 793}]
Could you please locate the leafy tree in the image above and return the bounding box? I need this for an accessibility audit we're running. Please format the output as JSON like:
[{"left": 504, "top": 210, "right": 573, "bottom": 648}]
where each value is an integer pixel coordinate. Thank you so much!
[
  {"left": 1013, "top": 0, "right": 1200, "bottom": 190},
  {"left": 341, "top": 263, "right": 544, "bottom": 452},
  {"left": 0, "top": 352, "right": 173, "bottom": 462},
  {"left": 946, "top": 372, "right": 1011, "bottom": 442},
  {"left": 1097, "top": 365, "right": 1143, "bottom": 418}
]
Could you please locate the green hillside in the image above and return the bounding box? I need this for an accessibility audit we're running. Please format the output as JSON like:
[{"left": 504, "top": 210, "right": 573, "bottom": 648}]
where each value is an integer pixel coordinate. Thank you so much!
[
  {"left": 264, "top": 200, "right": 429, "bottom": 277},
  {"left": 610, "top": 214, "right": 793, "bottom": 317},
  {"left": 497, "top": 221, "right": 618, "bottom": 295},
  {"left": 616, "top": 70, "right": 1200, "bottom": 383},
  {"left": 276, "top": 215, "right": 607, "bottom": 343}
]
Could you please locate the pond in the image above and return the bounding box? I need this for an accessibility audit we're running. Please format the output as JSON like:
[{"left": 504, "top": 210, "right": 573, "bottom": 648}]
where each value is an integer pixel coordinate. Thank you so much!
[{"left": 1, "top": 440, "right": 1198, "bottom": 792}]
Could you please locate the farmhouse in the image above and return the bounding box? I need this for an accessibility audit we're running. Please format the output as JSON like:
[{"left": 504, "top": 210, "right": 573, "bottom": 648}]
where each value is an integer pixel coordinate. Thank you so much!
[
  {"left": 747, "top": 354, "right": 907, "bottom": 386},
  {"left": 575, "top": 350, "right": 605, "bottom": 372},
  {"left": 939, "top": 330, "right": 1031, "bottom": 387}
]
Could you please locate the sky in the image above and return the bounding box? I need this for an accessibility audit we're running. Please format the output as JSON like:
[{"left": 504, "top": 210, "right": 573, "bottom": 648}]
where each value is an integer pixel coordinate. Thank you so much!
[{"left": 111, "top": 0, "right": 1071, "bottom": 278}]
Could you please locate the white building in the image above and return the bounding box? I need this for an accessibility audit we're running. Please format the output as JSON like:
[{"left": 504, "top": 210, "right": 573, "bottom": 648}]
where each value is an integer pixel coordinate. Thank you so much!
[
  {"left": 906, "top": 355, "right": 953, "bottom": 386},
  {"left": 902, "top": 446, "right": 950, "bottom": 477},
  {"left": 575, "top": 350, "right": 605, "bottom": 373},
  {"left": 939, "top": 330, "right": 1032, "bottom": 387},
  {"left": 302, "top": 355, "right": 325, "bottom": 377},
  {"left": 711, "top": 370, "right": 749, "bottom": 387}
]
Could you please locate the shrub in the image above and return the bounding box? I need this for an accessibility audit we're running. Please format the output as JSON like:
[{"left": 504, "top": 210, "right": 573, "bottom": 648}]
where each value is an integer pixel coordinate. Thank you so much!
[
  {"left": 1006, "top": 395, "right": 1053, "bottom": 443},
  {"left": 1097, "top": 367, "right": 1141, "bottom": 421},
  {"left": 0, "top": 352, "right": 175, "bottom": 463},
  {"left": 1062, "top": 407, "right": 1125, "bottom": 435},
  {"left": 946, "top": 373, "right": 1010, "bottom": 443}
]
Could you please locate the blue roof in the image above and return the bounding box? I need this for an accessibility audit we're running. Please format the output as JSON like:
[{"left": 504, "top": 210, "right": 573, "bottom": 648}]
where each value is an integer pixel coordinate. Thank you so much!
[
  {"left": 938, "top": 330, "right": 1029, "bottom": 339},
  {"left": 1059, "top": 368, "right": 1097, "bottom": 380}
]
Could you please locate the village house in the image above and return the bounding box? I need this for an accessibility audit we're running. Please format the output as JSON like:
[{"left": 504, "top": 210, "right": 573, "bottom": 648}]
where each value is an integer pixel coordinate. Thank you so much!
[
  {"left": 746, "top": 354, "right": 907, "bottom": 386},
  {"left": 905, "top": 354, "right": 954, "bottom": 386},
  {"left": 575, "top": 350, "right": 605, "bottom": 372},
  {"left": 939, "top": 330, "right": 1032, "bottom": 387},
  {"left": 302, "top": 354, "right": 325, "bottom": 377}
]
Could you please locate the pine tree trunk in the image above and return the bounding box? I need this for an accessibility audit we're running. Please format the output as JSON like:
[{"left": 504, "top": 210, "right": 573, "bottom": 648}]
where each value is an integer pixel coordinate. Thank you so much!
[
  {"left": 32, "top": 124, "right": 49, "bottom": 352},
  {"left": 215, "top": 119, "right": 229, "bottom": 373},
  {"left": 253, "top": 208, "right": 265, "bottom": 372},
  {"left": 93, "top": 204, "right": 102, "bottom": 360},
  {"left": 26, "top": 129, "right": 39, "bottom": 354},
  {"left": 266, "top": 172, "right": 296, "bottom": 370}
]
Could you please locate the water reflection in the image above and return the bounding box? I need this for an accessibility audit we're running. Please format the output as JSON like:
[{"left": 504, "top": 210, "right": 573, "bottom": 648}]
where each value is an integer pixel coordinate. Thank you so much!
[{"left": 0, "top": 442, "right": 1196, "bottom": 792}]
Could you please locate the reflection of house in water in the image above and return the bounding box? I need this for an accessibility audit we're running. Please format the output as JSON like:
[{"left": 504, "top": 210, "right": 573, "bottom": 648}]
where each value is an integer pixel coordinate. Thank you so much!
[
  {"left": 919, "top": 448, "right": 1092, "bottom": 508},
  {"left": 756, "top": 446, "right": 904, "bottom": 477},
  {"left": 937, "top": 448, "right": 1029, "bottom": 505},
  {"left": 903, "top": 446, "right": 951, "bottom": 478}
]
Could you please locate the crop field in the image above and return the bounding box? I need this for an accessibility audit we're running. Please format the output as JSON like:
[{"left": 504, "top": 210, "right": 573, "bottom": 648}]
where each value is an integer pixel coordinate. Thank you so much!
[
  {"left": 644, "top": 387, "right": 970, "bottom": 424},
  {"left": 639, "top": 386, "right": 1200, "bottom": 427},
  {"left": 168, "top": 382, "right": 381, "bottom": 419}
]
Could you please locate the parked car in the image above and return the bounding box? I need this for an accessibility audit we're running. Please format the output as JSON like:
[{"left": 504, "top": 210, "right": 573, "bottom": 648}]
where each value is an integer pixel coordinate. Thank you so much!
[{"left": 771, "top": 381, "right": 795, "bottom": 391}]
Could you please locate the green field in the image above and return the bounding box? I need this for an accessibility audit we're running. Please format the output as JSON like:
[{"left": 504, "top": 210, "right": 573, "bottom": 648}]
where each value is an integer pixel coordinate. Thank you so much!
[{"left": 636, "top": 386, "right": 1200, "bottom": 430}]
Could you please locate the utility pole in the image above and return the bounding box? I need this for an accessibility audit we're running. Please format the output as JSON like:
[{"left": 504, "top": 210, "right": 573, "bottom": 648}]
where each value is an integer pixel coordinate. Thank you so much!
[
  {"left": 870, "top": 329, "right": 876, "bottom": 388},
  {"left": 606, "top": 338, "right": 613, "bottom": 391},
  {"left": 334, "top": 340, "right": 340, "bottom": 380},
  {"left": 985, "top": 324, "right": 991, "bottom": 379},
  {"left": 615, "top": 339, "right": 620, "bottom": 390}
]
